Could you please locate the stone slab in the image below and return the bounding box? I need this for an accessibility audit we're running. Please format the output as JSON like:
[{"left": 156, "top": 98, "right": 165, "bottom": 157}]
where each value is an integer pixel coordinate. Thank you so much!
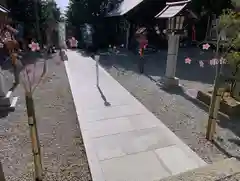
[
  {"left": 83, "top": 104, "right": 147, "bottom": 122},
  {"left": 155, "top": 145, "right": 200, "bottom": 175},
  {"left": 93, "top": 126, "right": 175, "bottom": 161},
  {"left": 101, "top": 151, "right": 170, "bottom": 181},
  {"left": 159, "top": 158, "right": 240, "bottom": 181},
  {"left": 84, "top": 113, "right": 164, "bottom": 136}
]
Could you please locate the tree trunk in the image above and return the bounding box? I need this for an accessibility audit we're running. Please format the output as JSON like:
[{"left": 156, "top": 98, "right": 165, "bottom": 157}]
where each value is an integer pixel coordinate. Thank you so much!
[{"left": 25, "top": 92, "right": 43, "bottom": 181}]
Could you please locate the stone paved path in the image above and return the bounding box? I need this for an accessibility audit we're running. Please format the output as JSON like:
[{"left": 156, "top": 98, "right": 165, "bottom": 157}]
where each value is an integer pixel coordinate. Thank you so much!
[
  {"left": 64, "top": 50, "right": 206, "bottom": 181},
  {"left": 98, "top": 49, "right": 240, "bottom": 163}
]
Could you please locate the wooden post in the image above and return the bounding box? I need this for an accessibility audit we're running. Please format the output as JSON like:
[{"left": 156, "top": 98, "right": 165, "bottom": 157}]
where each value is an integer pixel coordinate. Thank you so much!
[
  {"left": 0, "top": 162, "right": 6, "bottom": 181},
  {"left": 25, "top": 93, "right": 43, "bottom": 181},
  {"left": 206, "top": 25, "right": 221, "bottom": 141},
  {"left": 206, "top": 86, "right": 224, "bottom": 140}
]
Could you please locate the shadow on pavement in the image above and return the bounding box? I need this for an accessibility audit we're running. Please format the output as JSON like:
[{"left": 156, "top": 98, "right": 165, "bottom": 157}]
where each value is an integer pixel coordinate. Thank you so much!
[
  {"left": 97, "top": 85, "right": 111, "bottom": 107},
  {"left": 158, "top": 83, "right": 240, "bottom": 161},
  {"left": 213, "top": 140, "right": 240, "bottom": 161},
  {"left": 98, "top": 48, "right": 217, "bottom": 85}
]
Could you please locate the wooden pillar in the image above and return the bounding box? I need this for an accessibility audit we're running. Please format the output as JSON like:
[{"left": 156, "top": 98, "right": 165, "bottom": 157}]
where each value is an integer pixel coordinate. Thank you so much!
[{"left": 125, "top": 20, "right": 130, "bottom": 49}]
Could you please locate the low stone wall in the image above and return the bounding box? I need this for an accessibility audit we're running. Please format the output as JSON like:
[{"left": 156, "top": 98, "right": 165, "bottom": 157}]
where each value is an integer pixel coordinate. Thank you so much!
[
  {"left": 197, "top": 90, "right": 240, "bottom": 116},
  {"left": 160, "top": 158, "right": 240, "bottom": 181}
]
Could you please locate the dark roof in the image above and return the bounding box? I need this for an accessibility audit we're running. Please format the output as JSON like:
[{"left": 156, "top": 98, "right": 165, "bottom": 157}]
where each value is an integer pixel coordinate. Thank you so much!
[
  {"left": 106, "top": 0, "right": 145, "bottom": 17},
  {"left": 155, "top": 0, "right": 191, "bottom": 18}
]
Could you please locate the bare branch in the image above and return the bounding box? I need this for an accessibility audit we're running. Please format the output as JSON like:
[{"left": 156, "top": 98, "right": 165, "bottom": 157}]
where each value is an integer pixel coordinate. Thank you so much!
[{"left": 32, "top": 59, "right": 47, "bottom": 93}]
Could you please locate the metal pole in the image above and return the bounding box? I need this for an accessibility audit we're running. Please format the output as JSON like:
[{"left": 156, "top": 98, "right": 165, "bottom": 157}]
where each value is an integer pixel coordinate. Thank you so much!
[{"left": 95, "top": 55, "right": 100, "bottom": 87}]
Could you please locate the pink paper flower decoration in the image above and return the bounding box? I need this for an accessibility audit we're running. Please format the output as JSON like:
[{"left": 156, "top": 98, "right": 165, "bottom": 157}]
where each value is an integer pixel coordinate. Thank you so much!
[
  {"left": 210, "top": 58, "right": 217, "bottom": 65},
  {"left": 69, "top": 37, "right": 78, "bottom": 48},
  {"left": 202, "top": 43, "right": 210, "bottom": 50},
  {"left": 185, "top": 57, "right": 192, "bottom": 64},
  {"left": 219, "top": 57, "right": 226, "bottom": 64},
  {"left": 199, "top": 61, "right": 204, "bottom": 67},
  {"left": 29, "top": 41, "right": 40, "bottom": 52}
]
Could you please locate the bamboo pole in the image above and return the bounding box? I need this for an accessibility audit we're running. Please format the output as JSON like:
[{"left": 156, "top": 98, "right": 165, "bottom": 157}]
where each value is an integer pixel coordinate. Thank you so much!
[
  {"left": 206, "top": 87, "right": 224, "bottom": 140},
  {"left": 25, "top": 92, "right": 43, "bottom": 181},
  {"left": 206, "top": 25, "right": 221, "bottom": 141}
]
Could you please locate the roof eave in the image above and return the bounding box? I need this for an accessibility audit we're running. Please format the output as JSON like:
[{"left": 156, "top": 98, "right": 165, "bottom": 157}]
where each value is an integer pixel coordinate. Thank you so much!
[
  {"left": 155, "top": 0, "right": 191, "bottom": 19},
  {"left": 0, "top": 4, "right": 10, "bottom": 13},
  {"left": 166, "top": 0, "right": 191, "bottom": 6}
]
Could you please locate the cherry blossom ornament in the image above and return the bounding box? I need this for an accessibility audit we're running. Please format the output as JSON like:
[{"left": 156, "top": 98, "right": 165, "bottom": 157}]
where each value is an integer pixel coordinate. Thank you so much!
[
  {"left": 29, "top": 41, "right": 40, "bottom": 52},
  {"left": 199, "top": 61, "right": 204, "bottom": 67},
  {"left": 202, "top": 43, "right": 210, "bottom": 50},
  {"left": 185, "top": 57, "right": 192, "bottom": 64},
  {"left": 69, "top": 37, "right": 78, "bottom": 48}
]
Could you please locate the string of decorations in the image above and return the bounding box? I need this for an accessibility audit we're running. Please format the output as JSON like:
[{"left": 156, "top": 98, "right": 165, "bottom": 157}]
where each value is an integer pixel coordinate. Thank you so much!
[{"left": 184, "top": 43, "right": 227, "bottom": 68}]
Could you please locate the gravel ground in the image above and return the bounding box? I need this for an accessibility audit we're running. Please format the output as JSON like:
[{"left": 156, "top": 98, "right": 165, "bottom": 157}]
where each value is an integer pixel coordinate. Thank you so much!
[
  {"left": 99, "top": 48, "right": 240, "bottom": 164},
  {"left": 0, "top": 53, "right": 92, "bottom": 181}
]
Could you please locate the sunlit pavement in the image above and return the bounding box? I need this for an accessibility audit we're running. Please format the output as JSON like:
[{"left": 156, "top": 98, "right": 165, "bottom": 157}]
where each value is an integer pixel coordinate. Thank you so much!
[{"left": 64, "top": 50, "right": 206, "bottom": 181}]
